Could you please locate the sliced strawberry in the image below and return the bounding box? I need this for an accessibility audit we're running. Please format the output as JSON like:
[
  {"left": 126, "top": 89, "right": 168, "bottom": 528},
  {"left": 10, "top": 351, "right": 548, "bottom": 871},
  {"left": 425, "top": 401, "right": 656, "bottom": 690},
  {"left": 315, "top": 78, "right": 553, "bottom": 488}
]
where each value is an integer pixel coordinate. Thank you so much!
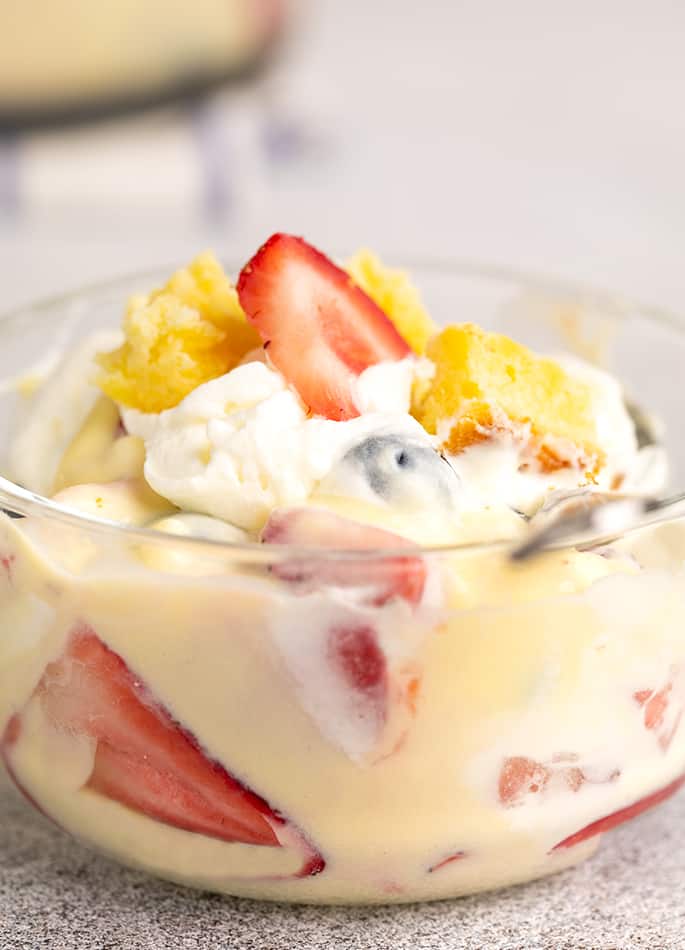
[
  {"left": 428, "top": 850, "right": 467, "bottom": 873},
  {"left": 332, "top": 624, "right": 386, "bottom": 694},
  {"left": 498, "top": 756, "right": 551, "bottom": 806},
  {"left": 498, "top": 755, "right": 619, "bottom": 808},
  {"left": 263, "top": 509, "right": 426, "bottom": 762},
  {"left": 634, "top": 677, "right": 682, "bottom": 751},
  {"left": 2, "top": 714, "right": 20, "bottom": 747},
  {"left": 262, "top": 507, "right": 426, "bottom": 606},
  {"left": 0, "top": 553, "right": 14, "bottom": 583},
  {"left": 553, "top": 772, "right": 685, "bottom": 850},
  {"left": 237, "top": 234, "right": 411, "bottom": 420},
  {"left": 328, "top": 624, "right": 387, "bottom": 735},
  {"left": 3, "top": 625, "right": 323, "bottom": 874},
  {"left": 39, "top": 627, "right": 278, "bottom": 846},
  {"left": 271, "top": 610, "right": 422, "bottom": 764}
]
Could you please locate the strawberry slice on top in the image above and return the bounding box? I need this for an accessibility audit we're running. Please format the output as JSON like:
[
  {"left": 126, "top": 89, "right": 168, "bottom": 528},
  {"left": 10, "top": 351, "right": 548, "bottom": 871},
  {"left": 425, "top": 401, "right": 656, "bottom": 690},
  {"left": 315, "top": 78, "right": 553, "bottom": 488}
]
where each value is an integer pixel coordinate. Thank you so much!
[{"left": 237, "top": 234, "right": 411, "bottom": 420}]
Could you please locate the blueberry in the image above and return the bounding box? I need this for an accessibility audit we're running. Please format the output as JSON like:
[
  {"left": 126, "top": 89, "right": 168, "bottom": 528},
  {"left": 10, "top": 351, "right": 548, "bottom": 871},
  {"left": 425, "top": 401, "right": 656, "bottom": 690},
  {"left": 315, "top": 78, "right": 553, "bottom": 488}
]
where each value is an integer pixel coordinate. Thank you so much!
[{"left": 322, "top": 434, "right": 460, "bottom": 511}]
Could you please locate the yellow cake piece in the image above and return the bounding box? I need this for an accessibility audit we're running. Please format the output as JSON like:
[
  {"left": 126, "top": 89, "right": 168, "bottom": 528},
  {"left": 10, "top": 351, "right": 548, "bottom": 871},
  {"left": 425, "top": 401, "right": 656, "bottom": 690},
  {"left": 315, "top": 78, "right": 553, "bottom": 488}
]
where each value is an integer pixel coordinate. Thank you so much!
[
  {"left": 413, "top": 324, "right": 604, "bottom": 474},
  {"left": 98, "top": 252, "right": 260, "bottom": 413},
  {"left": 347, "top": 249, "right": 437, "bottom": 354}
]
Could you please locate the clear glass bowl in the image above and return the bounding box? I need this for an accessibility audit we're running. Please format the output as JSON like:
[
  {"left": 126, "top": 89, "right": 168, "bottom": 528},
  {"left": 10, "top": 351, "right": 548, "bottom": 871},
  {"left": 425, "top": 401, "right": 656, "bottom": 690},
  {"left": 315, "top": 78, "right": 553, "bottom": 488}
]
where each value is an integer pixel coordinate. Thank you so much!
[{"left": 1, "top": 264, "right": 684, "bottom": 905}]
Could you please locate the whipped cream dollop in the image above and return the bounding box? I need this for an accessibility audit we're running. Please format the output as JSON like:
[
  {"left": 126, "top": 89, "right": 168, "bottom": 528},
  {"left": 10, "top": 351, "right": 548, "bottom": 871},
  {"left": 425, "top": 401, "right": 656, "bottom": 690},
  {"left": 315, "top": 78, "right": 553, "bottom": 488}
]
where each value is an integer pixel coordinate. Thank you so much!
[{"left": 124, "top": 359, "right": 425, "bottom": 532}]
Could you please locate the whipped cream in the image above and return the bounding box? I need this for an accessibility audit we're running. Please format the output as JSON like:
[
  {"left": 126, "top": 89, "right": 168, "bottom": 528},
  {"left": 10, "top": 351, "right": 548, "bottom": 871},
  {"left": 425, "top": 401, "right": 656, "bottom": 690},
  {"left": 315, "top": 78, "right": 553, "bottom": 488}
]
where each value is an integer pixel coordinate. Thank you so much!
[
  {"left": 351, "top": 358, "right": 415, "bottom": 414},
  {"left": 124, "top": 359, "right": 423, "bottom": 532},
  {"left": 559, "top": 355, "right": 638, "bottom": 479}
]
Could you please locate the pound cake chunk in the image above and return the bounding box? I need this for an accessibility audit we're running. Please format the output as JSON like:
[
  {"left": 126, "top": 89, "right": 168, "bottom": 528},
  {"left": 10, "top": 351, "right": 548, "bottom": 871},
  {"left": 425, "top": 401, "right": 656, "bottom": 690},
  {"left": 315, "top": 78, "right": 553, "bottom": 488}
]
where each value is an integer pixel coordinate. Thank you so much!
[
  {"left": 98, "top": 252, "right": 260, "bottom": 413},
  {"left": 413, "top": 323, "right": 605, "bottom": 475},
  {"left": 347, "top": 249, "right": 437, "bottom": 355}
]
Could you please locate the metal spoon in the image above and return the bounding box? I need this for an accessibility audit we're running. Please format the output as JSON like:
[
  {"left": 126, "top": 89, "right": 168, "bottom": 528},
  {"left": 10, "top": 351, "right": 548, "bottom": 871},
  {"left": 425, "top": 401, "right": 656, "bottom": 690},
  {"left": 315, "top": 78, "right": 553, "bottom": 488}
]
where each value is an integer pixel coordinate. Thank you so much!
[
  {"left": 510, "top": 396, "right": 679, "bottom": 561},
  {"left": 510, "top": 488, "right": 685, "bottom": 561}
]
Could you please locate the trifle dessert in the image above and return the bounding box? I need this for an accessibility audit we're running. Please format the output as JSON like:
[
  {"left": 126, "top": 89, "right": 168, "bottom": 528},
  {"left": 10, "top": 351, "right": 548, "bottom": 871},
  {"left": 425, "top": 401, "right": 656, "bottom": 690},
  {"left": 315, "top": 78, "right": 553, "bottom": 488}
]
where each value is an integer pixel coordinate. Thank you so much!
[{"left": 0, "top": 234, "right": 684, "bottom": 903}]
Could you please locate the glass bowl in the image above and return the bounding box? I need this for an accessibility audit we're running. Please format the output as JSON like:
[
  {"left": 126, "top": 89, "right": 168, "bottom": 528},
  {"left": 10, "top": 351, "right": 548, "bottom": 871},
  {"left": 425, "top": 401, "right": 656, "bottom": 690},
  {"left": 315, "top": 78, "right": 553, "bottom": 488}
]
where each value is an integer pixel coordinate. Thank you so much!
[{"left": 1, "top": 263, "right": 684, "bottom": 905}]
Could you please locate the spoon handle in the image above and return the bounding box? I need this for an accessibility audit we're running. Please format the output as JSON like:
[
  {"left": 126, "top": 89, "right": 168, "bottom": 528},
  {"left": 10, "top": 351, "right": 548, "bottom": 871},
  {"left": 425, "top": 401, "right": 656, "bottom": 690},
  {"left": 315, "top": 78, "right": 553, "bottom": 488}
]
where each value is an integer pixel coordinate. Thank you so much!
[{"left": 510, "top": 490, "right": 685, "bottom": 562}]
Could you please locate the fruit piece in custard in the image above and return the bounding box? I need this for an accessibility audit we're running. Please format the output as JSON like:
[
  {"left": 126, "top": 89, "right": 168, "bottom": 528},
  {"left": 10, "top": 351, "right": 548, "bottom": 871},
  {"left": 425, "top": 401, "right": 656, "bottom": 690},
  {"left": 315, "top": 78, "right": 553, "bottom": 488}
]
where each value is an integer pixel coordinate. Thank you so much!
[
  {"left": 237, "top": 234, "right": 411, "bottom": 421},
  {"left": 498, "top": 755, "right": 619, "bottom": 807},
  {"left": 98, "top": 252, "right": 260, "bottom": 413},
  {"left": 262, "top": 506, "right": 426, "bottom": 606},
  {"left": 1, "top": 625, "right": 323, "bottom": 878},
  {"left": 346, "top": 249, "right": 437, "bottom": 355},
  {"left": 0, "top": 554, "right": 15, "bottom": 583},
  {"left": 553, "top": 773, "right": 685, "bottom": 850},
  {"left": 263, "top": 507, "right": 425, "bottom": 764},
  {"left": 634, "top": 674, "right": 683, "bottom": 751},
  {"left": 428, "top": 850, "right": 467, "bottom": 873},
  {"left": 412, "top": 323, "right": 605, "bottom": 476}
]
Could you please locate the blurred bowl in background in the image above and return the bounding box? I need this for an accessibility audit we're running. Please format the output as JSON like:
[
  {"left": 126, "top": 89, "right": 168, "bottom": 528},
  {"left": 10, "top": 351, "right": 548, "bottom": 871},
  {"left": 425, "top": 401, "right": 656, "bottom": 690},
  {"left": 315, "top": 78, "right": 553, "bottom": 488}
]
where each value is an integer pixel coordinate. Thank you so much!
[{"left": 0, "top": 0, "right": 289, "bottom": 131}]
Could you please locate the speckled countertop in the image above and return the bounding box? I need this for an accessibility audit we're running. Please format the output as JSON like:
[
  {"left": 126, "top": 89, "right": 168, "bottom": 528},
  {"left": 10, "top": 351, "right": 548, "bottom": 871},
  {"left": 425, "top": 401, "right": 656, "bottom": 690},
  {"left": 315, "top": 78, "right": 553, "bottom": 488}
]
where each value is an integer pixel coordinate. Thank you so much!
[{"left": 2, "top": 772, "right": 685, "bottom": 950}]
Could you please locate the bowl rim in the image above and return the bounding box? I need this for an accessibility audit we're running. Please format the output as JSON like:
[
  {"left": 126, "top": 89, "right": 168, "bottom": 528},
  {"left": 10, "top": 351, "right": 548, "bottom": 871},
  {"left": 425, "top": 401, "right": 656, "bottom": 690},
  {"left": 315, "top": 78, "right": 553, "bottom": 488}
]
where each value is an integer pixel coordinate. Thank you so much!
[{"left": 1, "top": 258, "right": 684, "bottom": 562}]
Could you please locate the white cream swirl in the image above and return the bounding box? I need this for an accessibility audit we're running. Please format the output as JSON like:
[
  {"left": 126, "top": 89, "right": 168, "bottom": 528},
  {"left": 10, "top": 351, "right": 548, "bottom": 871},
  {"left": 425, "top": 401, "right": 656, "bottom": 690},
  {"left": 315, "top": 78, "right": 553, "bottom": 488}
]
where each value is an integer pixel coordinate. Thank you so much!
[{"left": 123, "top": 359, "right": 423, "bottom": 532}]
